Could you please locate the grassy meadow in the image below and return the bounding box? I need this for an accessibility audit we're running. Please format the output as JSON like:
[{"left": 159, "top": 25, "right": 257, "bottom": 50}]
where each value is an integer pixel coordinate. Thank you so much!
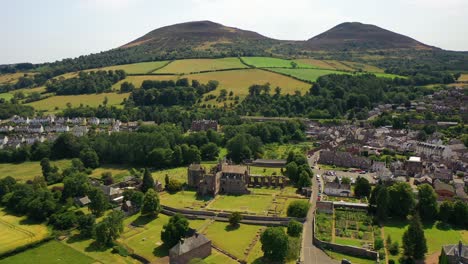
[
  {"left": 0, "top": 208, "right": 50, "bottom": 255},
  {"left": 154, "top": 58, "right": 247, "bottom": 74},
  {"left": 207, "top": 194, "right": 273, "bottom": 215},
  {"left": 241, "top": 57, "right": 313, "bottom": 68},
  {"left": 27, "top": 92, "right": 129, "bottom": 113},
  {"left": 159, "top": 190, "right": 212, "bottom": 209},
  {"left": 0, "top": 240, "right": 94, "bottom": 264},
  {"left": 0, "top": 159, "right": 71, "bottom": 182},
  {"left": 0, "top": 73, "right": 32, "bottom": 85}
]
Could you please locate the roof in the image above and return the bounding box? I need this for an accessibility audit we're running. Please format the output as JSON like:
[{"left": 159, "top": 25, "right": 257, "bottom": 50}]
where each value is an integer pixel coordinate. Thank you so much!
[
  {"left": 169, "top": 233, "right": 210, "bottom": 256},
  {"left": 252, "top": 159, "right": 287, "bottom": 165},
  {"left": 222, "top": 164, "right": 247, "bottom": 174},
  {"left": 408, "top": 156, "right": 421, "bottom": 162},
  {"left": 324, "top": 182, "right": 351, "bottom": 191},
  {"left": 443, "top": 242, "right": 468, "bottom": 259},
  {"left": 433, "top": 180, "right": 455, "bottom": 193},
  {"left": 189, "top": 163, "right": 202, "bottom": 171}
]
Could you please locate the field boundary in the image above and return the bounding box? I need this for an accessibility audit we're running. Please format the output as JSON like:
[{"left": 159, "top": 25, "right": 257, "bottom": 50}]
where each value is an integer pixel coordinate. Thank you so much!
[
  {"left": 147, "top": 60, "right": 174, "bottom": 74},
  {"left": 0, "top": 236, "right": 54, "bottom": 260}
]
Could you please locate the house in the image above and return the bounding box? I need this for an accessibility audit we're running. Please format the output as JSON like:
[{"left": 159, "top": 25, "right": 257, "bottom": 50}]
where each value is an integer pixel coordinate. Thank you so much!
[
  {"left": 121, "top": 200, "right": 139, "bottom": 215},
  {"left": 169, "top": 233, "right": 211, "bottom": 264},
  {"left": 324, "top": 182, "right": 351, "bottom": 197},
  {"left": 440, "top": 241, "right": 468, "bottom": 264},
  {"left": 432, "top": 168, "right": 453, "bottom": 183},
  {"left": 414, "top": 176, "right": 433, "bottom": 186},
  {"left": 46, "top": 125, "right": 70, "bottom": 133},
  {"left": 0, "top": 125, "right": 13, "bottom": 133},
  {"left": 72, "top": 126, "right": 88, "bottom": 137},
  {"left": 74, "top": 196, "right": 91, "bottom": 207},
  {"left": 28, "top": 124, "right": 44, "bottom": 133},
  {"left": 191, "top": 120, "right": 218, "bottom": 132},
  {"left": 100, "top": 185, "right": 124, "bottom": 202},
  {"left": 318, "top": 150, "right": 371, "bottom": 169},
  {"left": 88, "top": 117, "right": 100, "bottom": 126},
  {"left": 70, "top": 117, "right": 87, "bottom": 125},
  {"left": 100, "top": 118, "right": 116, "bottom": 125},
  {"left": 405, "top": 156, "right": 423, "bottom": 177},
  {"left": 24, "top": 136, "right": 45, "bottom": 145},
  {"left": 0, "top": 136, "right": 8, "bottom": 145},
  {"left": 14, "top": 126, "right": 29, "bottom": 133},
  {"left": 55, "top": 117, "right": 70, "bottom": 124},
  {"left": 371, "top": 161, "right": 386, "bottom": 173},
  {"left": 11, "top": 115, "right": 29, "bottom": 124},
  {"left": 433, "top": 179, "right": 455, "bottom": 200},
  {"left": 30, "top": 115, "right": 54, "bottom": 125},
  {"left": 415, "top": 142, "right": 453, "bottom": 160}
]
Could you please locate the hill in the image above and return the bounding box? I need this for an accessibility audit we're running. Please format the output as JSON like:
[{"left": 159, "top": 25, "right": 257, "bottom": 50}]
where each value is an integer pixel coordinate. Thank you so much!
[{"left": 305, "top": 22, "right": 436, "bottom": 51}]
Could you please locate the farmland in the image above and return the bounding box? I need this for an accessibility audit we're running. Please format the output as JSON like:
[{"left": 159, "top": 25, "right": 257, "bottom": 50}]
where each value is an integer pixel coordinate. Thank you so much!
[
  {"left": 0, "top": 208, "right": 50, "bottom": 255},
  {"left": 27, "top": 92, "right": 129, "bottom": 113},
  {"left": 0, "top": 73, "right": 32, "bottom": 85},
  {"left": 0, "top": 159, "right": 71, "bottom": 182},
  {"left": 154, "top": 58, "right": 247, "bottom": 74},
  {"left": 0, "top": 240, "right": 94, "bottom": 264},
  {"left": 186, "top": 69, "right": 311, "bottom": 97},
  {"left": 241, "top": 57, "right": 313, "bottom": 68},
  {"left": 268, "top": 68, "right": 348, "bottom": 82},
  {"left": 113, "top": 75, "right": 178, "bottom": 89},
  {"left": 96, "top": 61, "right": 170, "bottom": 74}
]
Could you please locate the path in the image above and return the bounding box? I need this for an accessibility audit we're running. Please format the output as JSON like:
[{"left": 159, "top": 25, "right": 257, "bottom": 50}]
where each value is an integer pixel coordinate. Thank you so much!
[{"left": 300, "top": 151, "right": 338, "bottom": 264}]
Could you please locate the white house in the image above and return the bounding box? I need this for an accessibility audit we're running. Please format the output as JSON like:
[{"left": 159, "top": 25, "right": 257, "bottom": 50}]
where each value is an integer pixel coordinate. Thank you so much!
[
  {"left": 0, "top": 135, "right": 8, "bottom": 145},
  {"left": 72, "top": 126, "right": 88, "bottom": 137},
  {"left": 0, "top": 125, "right": 13, "bottom": 133},
  {"left": 415, "top": 142, "right": 453, "bottom": 160},
  {"left": 100, "top": 118, "right": 115, "bottom": 125},
  {"left": 324, "top": 182, "right": 351, "bottom": 197},
  {"left": 28, "top": 124, "right": 44, "bottom": 133},
  {"left": 88, "top": 117, "right": 100, "bottom": 126},
  {"left": 11, "top": 115, "right": 29, "bottom": 124}
]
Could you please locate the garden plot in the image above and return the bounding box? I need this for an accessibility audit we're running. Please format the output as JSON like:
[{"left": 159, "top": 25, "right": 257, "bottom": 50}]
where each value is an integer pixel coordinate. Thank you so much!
[{"left": 334, "top": 209, "right": 374, "bottom": 249}]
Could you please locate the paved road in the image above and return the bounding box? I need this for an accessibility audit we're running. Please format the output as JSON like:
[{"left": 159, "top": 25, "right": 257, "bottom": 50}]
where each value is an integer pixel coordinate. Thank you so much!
[{"left": 300, "top": 152, "right": 339, "bottom": 264}]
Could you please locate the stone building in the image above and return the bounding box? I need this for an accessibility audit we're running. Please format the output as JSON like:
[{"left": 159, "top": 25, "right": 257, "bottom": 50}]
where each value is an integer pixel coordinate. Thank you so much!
[
  {"left": 405, "top": 156, "right": 423, "bottom": 177},
  {"left": 440, "top": 241, "right": 468, "bottom": 264},
  {"left": 169, "top": 233, "right": 211, "bottom": 264},
  {"left": 318, "top": 150, "right": 371, "bottom": 169},
  {"left": 191, "top": 120, "right": 218, "bottom": 132}
]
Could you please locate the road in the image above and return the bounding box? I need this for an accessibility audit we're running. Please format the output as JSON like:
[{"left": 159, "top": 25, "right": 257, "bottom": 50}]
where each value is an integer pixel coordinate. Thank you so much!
[{"left": 300, "top": 151, "right": 338, "bottom": 264}]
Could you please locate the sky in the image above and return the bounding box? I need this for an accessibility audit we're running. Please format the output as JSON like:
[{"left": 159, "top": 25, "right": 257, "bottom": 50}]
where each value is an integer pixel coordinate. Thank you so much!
[{"left": 1, "top": 0, "right": 467, "bottom": 64}]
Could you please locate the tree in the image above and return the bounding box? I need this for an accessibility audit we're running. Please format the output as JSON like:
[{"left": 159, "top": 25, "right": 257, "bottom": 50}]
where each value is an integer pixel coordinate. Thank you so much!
[
  {"left": 95, "top": 211, "right": 124, "bottom": 246},
  {"left": 297, "top": 170, "right": 312, "bottom": 188},
  {"left": 417, "top": 184, "right": 438, "bottom": 222},
  {"left": 287, "top": 200, "right": 310, "bottom": 218},
  {"left": 0, "top": 176, "right": 16, "bottom": 198},
  {"left": 438, "top": 200, "right": 453, "bottom": 223},
  {"left": 260, "top": 227, "right": 289, "bottom": 261},
  {"left": 452, "top": 200, "right": 468, "bottom": 227},
  {"left": 287, "top": 220, "right": 302, "bottom": 237},
  {"left": 148, "top": 148, "right": 173, "bottom": 168},
  {"left": 402, "top": 214, "right": 427, "bottom": 260},
  {"left": 101, "top": 172, "right": 114, "bottom": 186},
  {"left": 88, "top": 187, "right": 108, "bottom": 217},
  {"left": 200, "top": 143, "right": 220, "bottom": 161},
  {"left": 290, "top": 61, "right": 298, "bottom": 69},
  {"left": 285, "top": 162, "right": 299, "bottom": 183},
  {"left": 123, "top": 189, "right": 144, "bottom": 209},
  {"left": 78, "top": 214, "right": 96, "bottom": 238},
  {"left": 63, "top": 173, "right": 90, "bottom": 198},
  {"left": 79, "top": 148, "right": 99, "bottom": 169},
  {"left": 172, "top": 145, "right": 183, "bottom": 166},
  {"left": 388, "top": 182, "right": 415, "bottom": 218},
  {"left": 341, "top": 177, "right": 351, "bottom": 185},
  {"left": 141, "top": 189, "right": 161, "bottom": 216},
  {"left": 141, "top": 168, "right": 154, "bottom": 193},
  {"left": 376, "top": 186, "right": 389, "bottom": 222},
  {"left": 40, "top": 158, "right": 52, "bottom": 177},
  {"left": 120, "top": 81, "right": 135, "bottom": 93},
  {"left": 161, "top": 214, "right": 190, "bottom": 248},
  {"left": 229, "top": 212, "right": 242, "bottom": 227},
  {"left": 166, "top": 179, "right": 183, "bottom": 193},
  {"left": 354, "top": 177, "right": 371, "bottom": 198}
]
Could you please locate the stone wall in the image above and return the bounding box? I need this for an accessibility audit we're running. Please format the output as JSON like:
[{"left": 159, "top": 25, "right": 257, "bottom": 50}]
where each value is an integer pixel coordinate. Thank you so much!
[{"left": 169, "top": 240, "right": 211, "bottom": 264}]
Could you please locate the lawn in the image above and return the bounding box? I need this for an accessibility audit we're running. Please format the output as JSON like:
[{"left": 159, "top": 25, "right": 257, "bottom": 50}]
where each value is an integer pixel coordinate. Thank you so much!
[
  {"left": 0, "top": 208, "right": 50, "bottom": 255},
  {"left": 325, "top": 250, "right": 377, "bottom": 264},
  {"left": 249, "top": 166, "right": 283, "bottom": 176},
  {"left": 383, "top": 220, "right": 468, "bottom": 261},
  {"left": 202, "top": 221, "right": 263, "bottom": 260},
  {"left": 151, "top": 162, "right": 215, "bottom": 184},
  {"left": 27, "top": 92, "right": 129, "bottom": 113},
  {"left": 262, "top": 142, "right": 313, "bottom": 160},
  {"left": 154, "top": 58, "right": 247, "bottom": 74},
  {"left": 0, "top": 159, "right": 71, "bottom": 182},
  {"left": 268, "top": 68, "right": 349, "bottom": 82},
  {"left": 90, "top": 165, "right": 132, "bottom": 182},
  {"left": 159, "top": 190, "right": 213, "bottom": 209},
  {"left": 187, "top": 69, "right": 311, "bottom": 98},
  {"left": 207, "top": 194, "right": 273, "bottom": 215},
  {"left": 241, "top": 57, "right": 313, "bottom": 68},
  {"left": 63, "top": 235, "right": 138, "bottom": 264},
  {"left": 119, "top": 213, "right": 207, "bottom": 262},
  {"left": 95, "top": 61, "right": 170, "bottom": 74},
  {"left": 205, "top": 249, "right": 239, "bottom": 264},
  {"left": 0, "top": 240, "right": 94, "bottom": 264}
]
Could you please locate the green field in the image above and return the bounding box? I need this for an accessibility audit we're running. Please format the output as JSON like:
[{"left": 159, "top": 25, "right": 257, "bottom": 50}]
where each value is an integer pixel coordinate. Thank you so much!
[
  {"left": 383, "top": 220, "right": 468, "bottom": 262},
  {"left": 0, "top": 208, "right": 50, "bottom": 255},
  {"left": 119, "top": 213, "right": 207, "bottom": 262},
  {"left": 249, "top": 166, "right": 283, "bottom": 175},
  {"left": 160, "top": 190, "right": 213, "bottom": 209},
  {"left": 113, "top": 75, "right": 178, "bottom": 89},
  {"left": 0, "top": 240, "right": 94, "bottom": 264},
  {"left": 95, "top": 61, "right": 169, "bottom": 74},
  {"left": 0, "top": 160, "right": 71, "bottom": 182},
  {"left": 325, "top": 250, "right": 376, "bottom": 264},
  {"left": 90, "top": 165, "right": 132, "bottom": 182},
  {"left": 207, "top": 194, "right": 273, "bottom": 215},
  {"left": 155, "top": 58, "right": 247, "bottom": 74},
  {"left": 27, "top": 92, "right": 129, "bottom": 113},
  {"left": 241, "top": 57, "right": 313, "bottom": 68},
  {"left": 0, "top": 93, "right": 13, "bottom": 101},
  {"left": 268, "top": 68, "right": 349, "bottom": 82},
  {"left": 202, "top": 221, "right": 263, "bottom": 260},
  {"left": 262, "top": 142, "right": 314, "bottom": 160},
  {"left": 205, "top": 249, "right": 239, "bottom": 264}
]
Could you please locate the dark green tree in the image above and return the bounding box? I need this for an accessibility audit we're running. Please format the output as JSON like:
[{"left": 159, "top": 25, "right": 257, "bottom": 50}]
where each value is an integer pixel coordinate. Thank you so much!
[
  {"left": 260, "top": 227, "right": 289, "bottom": 261},
  {"left": 229, "top": 212, "right": 242, "bottom": 227},
  {"left": 402, "top": 214, "right": 427, "bottom": 260},
  {"left": 79, "top": 148, "right": 100, "bottom": 169},
  {"left": 354, "top": 177, "right": 371, "bottom": 198},
  {"left": 161, "top": 214, "right": 190, "bottom": 248},
  {"left": 287, "top": 220, "right": 302, "bottom": 237},
  {"left": 287, "top": 200, "right": 310, "bottom": 218},
  {"left": 417, "top": 184, "right": 438, "bottom": 222},
  {"left": 88, "top": 187, "right": 108, "bottom": 217},
  {"left": 141, "top": 168, "right": 155, "bottom": 193},
  {"left": 141, "top": 189, "right": 161, "bottom": 216}
]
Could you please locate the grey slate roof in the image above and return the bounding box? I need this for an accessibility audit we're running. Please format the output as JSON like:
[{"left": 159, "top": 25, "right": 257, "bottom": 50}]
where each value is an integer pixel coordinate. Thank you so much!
[{"left": 169, "top": 233, "right": 210, "bottom": 256}]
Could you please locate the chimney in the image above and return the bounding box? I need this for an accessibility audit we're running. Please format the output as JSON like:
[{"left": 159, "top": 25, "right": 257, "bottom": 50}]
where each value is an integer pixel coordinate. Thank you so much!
[{"left": 458, "top": 240, "right": 463, "bottom": 257}]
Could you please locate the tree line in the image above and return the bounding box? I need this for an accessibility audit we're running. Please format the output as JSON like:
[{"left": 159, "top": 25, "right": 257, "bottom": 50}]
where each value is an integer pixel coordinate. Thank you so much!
[{"left": 46, "top": 70, "right": 126, "bottom": 95}]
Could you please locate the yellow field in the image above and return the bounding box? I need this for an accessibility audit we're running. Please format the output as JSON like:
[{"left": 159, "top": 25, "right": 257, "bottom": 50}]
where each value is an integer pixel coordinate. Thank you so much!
[
  {"left": 295, "top": 59, "right": 336, "bottom": 69},
  {"left": 459, "top": 73, "right": 468, "bottom": 82},
  {"left": 154, "top": 58, "right": 248, "bottom": 74},
  {"left": 0, "top": 208, "right": 50, "bottom": 255},
  {"left": 14, "top": 86, "right": 47, "bottom": 95},
  {"left": 113, "top": 75, "right": 178, "bottom": 89},
  {"left": 0, "top": 73, "right": 34, "bottom": 85},
  {"left": 27, "top": 92, "right": 129, "bottom": 113},
  {"left": 186, "top": 69, "right": 310, "bottom": 98},
  {"left": 96, "top": 61, "right": 169, "bottom": 74}
]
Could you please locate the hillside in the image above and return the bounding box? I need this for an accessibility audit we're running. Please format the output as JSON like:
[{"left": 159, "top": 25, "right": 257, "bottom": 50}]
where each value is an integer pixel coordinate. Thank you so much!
[{"left": 305, "top": 22, "right": 436, "bottom": 51}]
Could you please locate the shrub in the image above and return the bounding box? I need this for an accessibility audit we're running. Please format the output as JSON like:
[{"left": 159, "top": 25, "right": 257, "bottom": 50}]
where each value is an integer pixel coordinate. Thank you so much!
[
  {"left": 389, "top": 260, "right": 395, "bottom": 264},
  {"left": 287, "top": 200, "right": 310, "bottom": 218},
  {"left": 229, "top": 212, "right": 242, "bottom": 227},
  {"left": 389, "top": 242, "right": 399, "bottom": 255},
  {"left": 378, "top": 249, "right": 386, "bottom": 260},
  {"left": 374, "top": 237, "right": 384, "bottom": 250},
  {"left": 112, "top": 245, "right": 129, "bottom": 257},
  {"left": 166, "top": 179, "right": 183, "bottom": 193},
  {"left": 287, "top": 220, "right": 303, "bottom": 237}
]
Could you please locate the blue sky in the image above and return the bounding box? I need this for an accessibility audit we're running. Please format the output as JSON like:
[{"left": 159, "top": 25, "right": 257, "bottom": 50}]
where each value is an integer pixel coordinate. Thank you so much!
[{"left": 1, "top": 0, "right": 467, "bottom": 64}]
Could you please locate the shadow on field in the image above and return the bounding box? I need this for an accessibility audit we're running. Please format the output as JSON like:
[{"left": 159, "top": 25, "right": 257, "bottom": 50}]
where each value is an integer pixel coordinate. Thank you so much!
[
  {"left": 153, "top": 244, "right": 169, "bottom": 257},
  {"left": 225, "top": 224, "right": 240, "bottom": 232},
  {"left": 85, "top": 241, "right": 109, "bottom": 252},
  {"left": 131, "top": 215, "right": 156, "bottom": 227},
  {"left": 67, "top": 233, "right": 88, "bottom": 244}
]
